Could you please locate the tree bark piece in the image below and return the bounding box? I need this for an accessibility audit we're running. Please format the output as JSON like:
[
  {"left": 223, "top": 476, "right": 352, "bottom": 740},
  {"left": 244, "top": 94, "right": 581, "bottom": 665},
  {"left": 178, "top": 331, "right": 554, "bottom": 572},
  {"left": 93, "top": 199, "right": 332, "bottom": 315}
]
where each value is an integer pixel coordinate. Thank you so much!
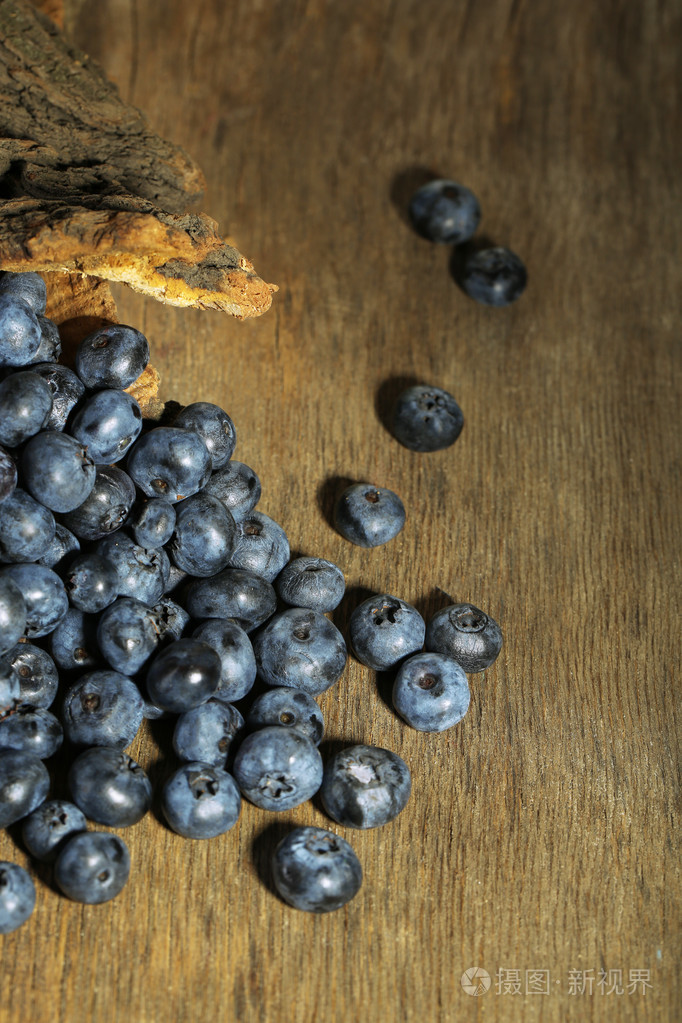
[{"left": 0, "top": 0, "right": 276, "bottom": 318}]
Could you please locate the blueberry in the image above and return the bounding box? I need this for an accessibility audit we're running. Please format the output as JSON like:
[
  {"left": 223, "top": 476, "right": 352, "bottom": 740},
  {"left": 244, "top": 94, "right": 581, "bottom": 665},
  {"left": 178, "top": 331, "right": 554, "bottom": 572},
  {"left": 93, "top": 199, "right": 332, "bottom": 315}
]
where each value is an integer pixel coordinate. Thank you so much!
[
  {"left": 145, "top": 638, "right": 221, "bottom": 713},
  {"left": 320, "top": 745, "right": 411, "bottom": 829},
  {"left": 161, "top": 762, "right": 241, "bottom": 840},
  {"left": 425, "top": 602, "right": 502, "bottom": 672},
  {"left": 0, "top": 271, "right": 47, "bottom": 314},
  {"left": 60, "top": 464, "right": 136, "bottom": 541},
  {"left": 61, "top": 671, "right": 144, "bottom": 749},
  {"left": 392, "top": 652, "right": 471, "bottom": 731},
  {"left": 271, "top": 827, "right": 362, "bottom": 913},
  {"left": 97, "top": 596, "right": 159, "bottom": 675},
  {"left": 0, "top": 488, "right": 56, "bottom": 563},
  {"left": 22, "top": 431, "right": 95, "bottom": 513},
  {"left": 54, "top": 831, "right": 130, "bottom": 904},
  {"left": 246, "top": 687, "right": 324, "bottom": 746},
  {"left": 0, "top": 575, "right": 27, "bottom": 655},
  {"left": 173, "top": 401, "right": 236, "bottom": 470},
  {"left": 0, "top": 862, "right": 35, "bottom": 933},
  {"left": 0, "top": 705, "right": 63, "bottom": 758},
  {"left": 151, "top": 597, "right": 190, "bottom": 644},
  {"left": 0, "top": 748, "right": 50, "bottom": 826},
  {"left": 64, "top": 552, "right": 119, "bottom": 613},
  {"left": 191, "top": 618, "right": 257, "bottom": 703},
  {"left": 68, "top": 747, "right": 151, "bottom": 828},
  {"left": 275, "top": 556, "right": 345, "bottom": 612},
  {"left": 126, "top": 426, "right": 211, "bottom": 502},
  {"left": 253, "top": 608, "right": 347, "bottom": 696},
  {"left": 0, "top": 371, "right": 53, "bottom": 447},
  {"left": 204, "top": 460, "right": 261, "bottom": 521},
  {"left": 8, "top": 643, "right": 58, "bottom": 709},
  {"left": 0, "top": 295, "right": 42, "bottom": 366},
  {"left": 227, "top": 511, "right": 290, "bottom": 582},
  {"left": 184, "top": 568, "right": 277, "bottom": 632},
  {"left": 349, "top": 593, "right": 425, "bottom": 671},
  {"left": 409, "top": 179, "right": 481, "bottom": 244},
  {"left": 0, "top": 563, "right": 68, "bottom": 637},
  {"left": 48, "top": 608, "right": 100, "bottom": 671},
  {"left": 29, "top": 363, "right": 85, "bottom": 431},
  {"left": 168, "top": 491, "right": 237, "bottom": 577},
  {"left": 95, "top": 532, "right": 169, "bottom": 606},
  {"left": 129, "top": 497, "right": 176, "bottom": 549},
  {"left": 0, "top": 445, "right": 17, "bottom": 504},
  {"left": 22, "top": 799, "right": 87, "bottom": 863},
  {"left": 69, "top": 389, "right": 143, "bottom": 464},
  {"left": 334, "top": 483, "right": 405, "bottom": 547},
  {"left": 172, "top": 700, "right": 244, "bottom": 767},
  {"left": 461, "top": 246, "right": 527, "bottom": 306},
  {"left": 75, "top": 323, "right": 149, "bottom": 390},
  {"left": 232, "top": 725, "right": 323, "bottom": 811},
  {"left": 391, "top": 384, "right": 464, "bottom": 452},
  {"left": 37, "top": 523, "right": 80, "bottom": 570}
]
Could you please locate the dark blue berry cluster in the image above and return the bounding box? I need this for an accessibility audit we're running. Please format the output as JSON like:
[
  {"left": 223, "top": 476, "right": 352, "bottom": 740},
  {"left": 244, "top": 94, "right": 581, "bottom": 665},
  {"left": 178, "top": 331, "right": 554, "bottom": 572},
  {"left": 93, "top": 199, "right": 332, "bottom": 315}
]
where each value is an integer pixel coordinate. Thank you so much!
[
  {"left": 0, "top": 271, "right": 503, "bottom": 925},
  {"left": 409, "top": 178, "right": 527, "bottom": 307}
]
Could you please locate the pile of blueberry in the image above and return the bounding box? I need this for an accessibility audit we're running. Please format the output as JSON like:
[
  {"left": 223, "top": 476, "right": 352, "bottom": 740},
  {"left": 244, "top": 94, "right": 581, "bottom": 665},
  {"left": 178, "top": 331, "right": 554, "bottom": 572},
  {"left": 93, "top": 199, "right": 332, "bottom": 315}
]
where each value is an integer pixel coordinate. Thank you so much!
[
  {"left": 0, "top": 270, "right": 502, "bottom": 927},
  {"left": 409, "top": 178, "right": 527, "bottom": 306}
]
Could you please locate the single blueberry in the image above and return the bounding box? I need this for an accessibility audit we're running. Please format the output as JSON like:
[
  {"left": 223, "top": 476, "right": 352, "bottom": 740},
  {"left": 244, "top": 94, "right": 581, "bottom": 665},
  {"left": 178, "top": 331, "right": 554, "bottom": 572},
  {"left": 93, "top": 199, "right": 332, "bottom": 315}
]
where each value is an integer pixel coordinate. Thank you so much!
[
  {"left": 0, "top": 371, "right": 53, "bottom": 447},
  {"left": 0, "top": 488, "right": 56, "bottom": 563},
  {"left": 172, "top": 700, "right": 244, "bottom": 767},
  {"left": 161, "top": 762, "right": 241, "bottom": 840},
  {"left": 271, "top": 826, "right": 362, "bottom": 913},
  {"left": 0, "top": 862, "right": 35, "bottom": 934},
  {"left": 0, "top": 575, "right": 27, "bottom": 655},
  {"left": 169, "top": 491, "right": 237, "bottom": 577},
  {"left": 232, "top": 725, "right": 323, "bottom": 811},
  {"left": 349, "top": 593, "right": 425, "bottom": 671},
  {"left": 461, "top": 246, "right": 527, "bottom": 306},
  {"left": 392, "top": 651, "right": 470, "bottom": 731},
  {"left": 22, "top": 431, "right": 96, "bottom": 513},
  {"left": 69, "top": 389, "right": 143, "bottom": 464},
  {"left": 29, "top": 363, "right": 85, "bottom": 431},
  {"left": 126, "top": 426, "right": 211, "bottom": 502},
  {"left": 173, "top": 401, "right": 236, "bottom": 470},
  {"left": 275, "top": 556, "right": 345, "bottom": 613},
  {"left": 320, "top": 745, "right": 411, "bottom": 829},
  {"left": 184, "top": 568, "right": 277, "bottom": 632},
  {"left": 48, "top": 607, "right": 100, "bottom": 672},
  {"left": 61, "top": 671, "right": 144, "bottom": 749},
  {"left": 204, "top": 460, "right": 261, "bottom": 521},
  {"left": 54, "top": 831, "right": 130, "bottom": 904},
  {"left": 22, "top": 799, "right": 87, "bottom": 863},
  {"left": 64, "top": 552, "right": 119, "bottom": 613},
  {"left": 246, "top": 687, "right": 324, "bottom": 746},
  {"left": 9, "top": 643, "right": 58, "bottom": 709},
  {"left": 95, "top": 532, "right": 169, "bottom": 606},
  {"left": 0, "top": 271, "right": 47, "bottom": 314},
  {"left": 227, "top": 511, "right": 290, "bottom": 583},
  {"left": 425, "top": 602, "right": 503, "bottom": 672},
  {"left": 129, "top": 497, "right": 176, "bottom": 549},
  {"left": 334, "top": 483, "right": 405, "bottom": 547},
  {"left": 68, "top": 746, "right": 151, "bottom": 828},
  {"left": 409, "top": 179, "right": 481, "bottom": 244},
  {"left": 75, "top": 323, "right": 149, "bottom": 390},
  {"left": 60, "top": 464, "right": 136, "bottom": 541},
  {"left": 0, "top": 295, "right": 42, "bottom": 366},
  {"left": 145, "top": 638, "right": 221, "bottom": 713},
  {"left": 0, "top": 705, "right": 63, "bottom": 759},
  {"left": 391, "top": 384, "right": 464, "bottom": 452},
  {"left": 253, "top": 608, "right": 347, "bottom": 696},
  {"left": 97, "top": 596, "right": 159, "bottom": 675},
  {"left": 0, "top": 563, "right": 68, "bottom": 637},
  {"left": 0, "top": 748, "right": 50, "bottom": 827},
  {"left": 191, "top": 618, "right": 257, "bottom": 703}
]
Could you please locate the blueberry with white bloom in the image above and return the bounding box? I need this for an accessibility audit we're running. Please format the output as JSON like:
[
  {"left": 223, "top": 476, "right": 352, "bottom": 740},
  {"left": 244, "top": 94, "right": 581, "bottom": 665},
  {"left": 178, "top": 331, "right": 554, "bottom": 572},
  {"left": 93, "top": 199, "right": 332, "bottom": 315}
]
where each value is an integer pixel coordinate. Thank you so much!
[
  {"left": 275, "top": 556, "right": 345, "bottom": 612},
  {"left": 0, "top": 749, "right": 50, "bottom": 827},
  {"left": 349, "top": 593, "right": 425, "bottom": 671},
  {"left": 191, "top": 618, "right": 257, "bottom": 703},
  {"left": 97, "top": 596, "right": 159, "bottom": 675},
  {"left": 227, "top": 511, "right": 289, "bottom": 582},
  {"left": 61, "top": 670, "right": 144, "bottom": 749},
  {"left": 334, "top": 483, "right": 405, "bottom": 548},
  {"left": 0, "top": 563, "right": 68, "bottom": 637},
  {"left": 0, "top": 295, "right": 42, "bottom": 366},
  {"left": 95, "top": 531, "right": 169, "bottom": 606},
  {"left": 246, "top": 687, "right": 324, "bottom": 746},
  {"left": 0, "top": 488, "right": 55, "bottom": 563},
  {"left": 320, "top": 744, "right": 411, "bottom": 829},
  {"left": 392, "top": 651, "right": 470, "bottom": 731},
  {"left": 0, "top": 371, "right": 53, "bottom": 447},
  {"left": 0, "top": 271, "right": 47, "bottom": 314},
  {"left": 253, "top": 608, "right": 347, "bottom": 696},
  {"left": 162, "top": 762, "right": 241, "bottom": 840},
  {"left": 204, "top": 460, "right": 261, "bottom": 521},
  {"left": 173, "top": 700, "right": 244, "bottom": 767},
  {"left": 232, "top": 725, "right": 323, "bottom": 811},
  {"left": 271, "top": 827, "right": 362, "bottom": 913}
]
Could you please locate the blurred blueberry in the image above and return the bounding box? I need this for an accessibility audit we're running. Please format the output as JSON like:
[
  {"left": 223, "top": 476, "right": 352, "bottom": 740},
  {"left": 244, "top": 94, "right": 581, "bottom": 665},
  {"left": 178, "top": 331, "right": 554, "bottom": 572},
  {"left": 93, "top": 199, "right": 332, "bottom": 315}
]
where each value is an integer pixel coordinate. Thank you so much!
[
  {"left": 0, "top": 563, "right": 68, "bottom": 637},
  {"left": 22, "top": 799, "right": 87, "bottom": 863},
  {"left": 391, "top": 384, "right": 463, "bottom": 452},
  {"left": 462, "top": 246, "right": 527, "bottom": 306},
  {"left": 409, "top": 179, "right": 481, "bottom": 244},
  {"left": 68, "top": 747, "right": 151, "bottom": 828},
  {"left": 54, "top": 831, "right": 130, "bottom": 904},
  {"left": 0, "top": 748, "right": 50, "bottom": 826},
  {"left": 0, "top": 862, "right": 35, "bottom": 933},
  {"left": 0, "top": 705, "right": 63, "bottom": 759}
]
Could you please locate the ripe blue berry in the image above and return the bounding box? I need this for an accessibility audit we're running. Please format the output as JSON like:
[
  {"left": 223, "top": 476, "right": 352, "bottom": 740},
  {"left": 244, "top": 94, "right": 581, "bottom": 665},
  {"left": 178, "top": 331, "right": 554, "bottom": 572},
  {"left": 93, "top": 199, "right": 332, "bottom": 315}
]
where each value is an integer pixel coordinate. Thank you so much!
[
  {"left": 0, "top": 271, "right": 47, "bottom": 314},
  {"left": 334, "top": 483, "right": 405, "bottom": 547},
  {"left": 75, "top": 324, "right": 149, "bottom": 389},
  {"left": 227, "top": 511, "right": 290, "bottom": 582},
  {"left": 349, "top": 593, "right": 425, "bottom": 671},
  {"left": 0, "top": 862, "right": 35, "bottom": 933},
  {"left": 0, "top": 563, "right": 68, "bottom": 637},
  {"left": 29, "top": 362, "right": 85, "bottom": 431},
  {"left": 271, "top": 827, "right": 362, "bottom": 913},
  {"left": 409, "top": 179, "right": 481, "bottom": 244},
  {"left": 191, "top": 618, "right": 257, "bottom": 702},
  {"left": 0, "top": 705, "right": 63, "bottom": 759},
  {"left": 320, "top": 744, "right": 411, "bottom": 829},
  {"left": 0, "top": 748, "right": 50, "bottom": 827},
  {"left": 168, "top": 491, "right": 237, "bottom": 577},
  {"left": 95, "top": 532, "right": 169, "bottom": 606},
  {"left": 22, "top": 799, "right": 87, "bottom": 863},
  {"left": 246, "top": 687, "right": 324, "bottom": 746},
  {"left": 173, "top": 401, "right": 236, "bottom": 470},
  {"left": 204, "top": 460, "right": 261, "bottom": 521},
  {"left": 129, "top": 497, "right": 176, "bottom": 548},
  {"left": 275, "top": 556, "right": 345, "bottom": 612},
  {"left": 68, "top": 747, "right": 152, "bottom": 827},
  {"left": 0, "top": 488, "right": 56, "bottom": 563},
  {"left": 253, "top": 608, "right": 347, "bottom": 696},
  {"left": 0, "top": 446, "right": 17, "bottom": 504},
  {"left": 54, "top": 831, "right": 130, "bottom": 904},
  {"left": 0, "top": 371, "right": 53, "bottom": 447},
  {"left": 425, "top": 602, "right": 502, "bottom": 672},
  {"left": 184, "top": 568, "right": 277, "bottom": 632},
  {"left": 9, "top": 643, "right": 58, "bottom": 709},
  {"left": 64, "top": 553, "right": 119, "bottom": 613},
  {"left": 61, "top": 671, "right": 144, "bottom": 749},
  {"left": 145, "top": 638, "right": 221, "bottom": 713},
  {"left": 391, "top": 384, "right": 463, "bottom": 452},
  {"left": 69, "top": 388, "right": 143, "bottom": 464},
  {"left": 97, "top": 597, "right": 159, "bottom": 675},
  {"left": 232, "top": 725, "right": 323, "bottom": 811},
  {"left": 161, "top": 762, "right": 241, "bottom": 839},
  {"left": 462, "top": 246, "right": 527, "bottom": 306},
  {"left": 0, "top": 295, "right": 42, "bottom": 366},
  {"left": 172, "top": 700, "right": 244, "bottom": 767},
  {"left": 0, "top": 576, "right": 27, "bottom": 655},
  {"left": 126, "top": 426, "right": 211, "bottom": 502},
  {"left": 21, "top": 431, "right": 96, "bottom": 513},
  {"left": 48, "top": 608, "right": 100, "bottom": 672},
  {"left": 61, "top": 465, "right": 136, "bottom": 541},
  {"left": 392, "top": 651, "right": 470, "bottom": 731}
]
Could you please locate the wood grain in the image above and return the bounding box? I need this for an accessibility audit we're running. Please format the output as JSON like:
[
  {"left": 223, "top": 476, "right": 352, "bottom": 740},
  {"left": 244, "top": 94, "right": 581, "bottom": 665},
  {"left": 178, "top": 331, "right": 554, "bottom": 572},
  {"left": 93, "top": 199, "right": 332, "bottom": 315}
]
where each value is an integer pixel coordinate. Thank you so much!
[{"left": 2, "top": 1, "right": 680, "bottom": 1022}]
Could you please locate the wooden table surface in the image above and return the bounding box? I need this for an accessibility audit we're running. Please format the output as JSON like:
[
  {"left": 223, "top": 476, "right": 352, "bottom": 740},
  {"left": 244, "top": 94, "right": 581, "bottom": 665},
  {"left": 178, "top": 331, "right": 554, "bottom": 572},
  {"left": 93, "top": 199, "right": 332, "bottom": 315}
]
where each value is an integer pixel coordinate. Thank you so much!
[{"left": 2, "top": 1, "right": 680, "bottom": 1021}]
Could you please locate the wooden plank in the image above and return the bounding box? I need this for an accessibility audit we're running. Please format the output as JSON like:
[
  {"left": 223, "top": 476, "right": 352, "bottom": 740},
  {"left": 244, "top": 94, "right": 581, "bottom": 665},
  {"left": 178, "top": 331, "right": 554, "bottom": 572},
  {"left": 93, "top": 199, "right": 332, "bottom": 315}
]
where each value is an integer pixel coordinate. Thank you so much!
[{"left": 2, "top": 2, "right": 679, "bottom": 1022}]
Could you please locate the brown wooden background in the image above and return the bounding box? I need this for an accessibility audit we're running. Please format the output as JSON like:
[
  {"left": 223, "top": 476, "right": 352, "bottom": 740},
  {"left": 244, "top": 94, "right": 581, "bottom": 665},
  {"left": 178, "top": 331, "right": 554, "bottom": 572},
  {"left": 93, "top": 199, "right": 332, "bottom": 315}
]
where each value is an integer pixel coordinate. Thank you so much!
[{"left": 1, "top": 1, "right": 680, "bottom": 1021}]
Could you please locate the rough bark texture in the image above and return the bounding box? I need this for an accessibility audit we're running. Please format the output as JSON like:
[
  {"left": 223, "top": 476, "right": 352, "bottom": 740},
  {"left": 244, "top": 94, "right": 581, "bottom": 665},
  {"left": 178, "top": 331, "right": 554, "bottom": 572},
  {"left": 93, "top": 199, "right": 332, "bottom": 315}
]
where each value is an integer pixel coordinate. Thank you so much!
[{"left": 0, "top": 0, "right": 276, "bottom": 318}]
